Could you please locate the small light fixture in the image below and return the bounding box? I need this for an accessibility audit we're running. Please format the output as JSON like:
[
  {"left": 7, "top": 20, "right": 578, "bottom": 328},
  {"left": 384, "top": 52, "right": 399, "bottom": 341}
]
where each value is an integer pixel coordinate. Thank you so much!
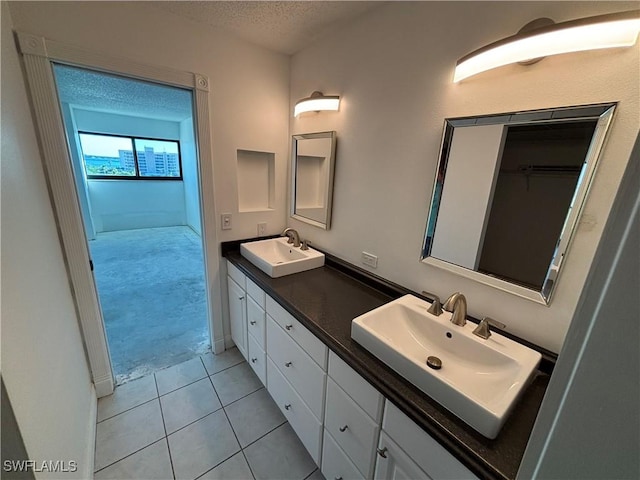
[
  {"left": 294, "top": 91, "right": 340, "bottom": 117},
  {"left": 454, "top": 10, "right": 640, "bottom": 83}
]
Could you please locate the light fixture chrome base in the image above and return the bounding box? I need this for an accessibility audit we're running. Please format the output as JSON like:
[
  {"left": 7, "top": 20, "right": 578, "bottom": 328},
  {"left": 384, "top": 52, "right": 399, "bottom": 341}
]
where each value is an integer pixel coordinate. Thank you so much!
[{"left": 517, "top": 18, "right": 556, "bottom": 65}]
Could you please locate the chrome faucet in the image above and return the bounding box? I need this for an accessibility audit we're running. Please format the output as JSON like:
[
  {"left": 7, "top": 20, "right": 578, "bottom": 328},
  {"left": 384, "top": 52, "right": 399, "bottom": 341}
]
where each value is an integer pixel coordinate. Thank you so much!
[
  {"left": 473, "top": 317, "right": 506, "bottom": 339},
  {"left": 281, "top": 228, "right": 301, "bottom": 247},
  {"left": 443, "top": 292, "right": 467, "bottom": 326}
]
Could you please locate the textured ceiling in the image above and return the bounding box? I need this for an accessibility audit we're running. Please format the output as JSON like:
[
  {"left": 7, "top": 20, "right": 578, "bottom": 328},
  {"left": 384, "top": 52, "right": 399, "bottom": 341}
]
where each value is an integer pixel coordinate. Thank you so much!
[
  {"left": 54, "top": 64, "right": 193, "bottom": 121},
  {"left": 150, "top": 1, "right": 383, "bottom": 55}
]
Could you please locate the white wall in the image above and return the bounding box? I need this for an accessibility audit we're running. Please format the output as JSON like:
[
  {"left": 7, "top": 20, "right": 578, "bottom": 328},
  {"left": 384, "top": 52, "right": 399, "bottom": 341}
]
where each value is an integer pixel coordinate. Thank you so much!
[
  {"left": 87, "top": 180, "right": 186, "bottom": 232},
  {"left": 180, "top": 118, "right": 201, "bottom": 235},
  {"left": 1, "top": 3, "right": 95, "bottom": 478},
  {"left": 290, "top": 1, "right": 639, "bottom": 353}
]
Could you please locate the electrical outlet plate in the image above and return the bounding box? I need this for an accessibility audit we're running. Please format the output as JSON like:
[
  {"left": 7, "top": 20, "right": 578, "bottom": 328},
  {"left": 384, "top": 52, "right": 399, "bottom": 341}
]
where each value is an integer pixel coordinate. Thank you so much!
[
  {"left": 258, "top": 222, "right": 267, "bottom": 236},
  {"left": 362, "top": 251, "right": 378, "bottom": 268},
  {"left": 221, "top": 213, "right": 232, "bottom": 230}
]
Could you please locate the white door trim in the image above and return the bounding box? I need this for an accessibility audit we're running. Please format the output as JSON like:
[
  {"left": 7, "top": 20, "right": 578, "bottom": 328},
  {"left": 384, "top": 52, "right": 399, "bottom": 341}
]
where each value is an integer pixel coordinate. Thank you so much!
[{"left": 15, "top": 31, "right": 224, "bottom": 397}]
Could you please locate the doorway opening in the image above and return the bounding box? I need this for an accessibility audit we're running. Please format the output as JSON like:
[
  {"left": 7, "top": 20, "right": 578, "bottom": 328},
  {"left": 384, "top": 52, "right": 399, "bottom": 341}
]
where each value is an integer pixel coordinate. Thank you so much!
[{"left": 53, "top": 64, "right": 210, "bottom": 384}]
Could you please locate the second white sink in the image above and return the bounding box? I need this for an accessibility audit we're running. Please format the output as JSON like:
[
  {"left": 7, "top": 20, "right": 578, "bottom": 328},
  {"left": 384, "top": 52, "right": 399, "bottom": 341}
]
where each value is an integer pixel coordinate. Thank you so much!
[
  {"left": 240, "top": 237, "right": 324, "bottom": 278},
  {"left": 351, "top": 294, "right": 541, "bottom": 438}
]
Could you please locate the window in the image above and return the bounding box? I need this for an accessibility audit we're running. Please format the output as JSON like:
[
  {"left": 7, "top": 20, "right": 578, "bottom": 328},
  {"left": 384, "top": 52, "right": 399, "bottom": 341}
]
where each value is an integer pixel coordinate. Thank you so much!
[{"left": 78, "top": 132, "right": 182, "bottom": 180}]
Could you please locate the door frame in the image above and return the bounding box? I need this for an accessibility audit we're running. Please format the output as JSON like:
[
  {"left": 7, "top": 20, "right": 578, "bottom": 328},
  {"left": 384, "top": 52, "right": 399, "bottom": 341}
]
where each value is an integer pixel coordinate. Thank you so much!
[{"left": 16, "top": 31, "right": 224, "bottom": 397}]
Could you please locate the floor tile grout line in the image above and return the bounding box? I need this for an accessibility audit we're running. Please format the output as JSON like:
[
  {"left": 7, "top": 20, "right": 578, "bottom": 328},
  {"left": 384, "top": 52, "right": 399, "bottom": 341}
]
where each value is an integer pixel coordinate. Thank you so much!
[
  {"left": 93, "top": 437, "right": 167, "bottom": 475},
  {"left": 161, "top": 405, "right": 225, "bottom": 437},
  {"left": 303, "top": 468, "right": 320, "bottom": 480},
  {"left": 156, "top": 355, "right": 244, "bottom": 397},
  {"left": 210, "top": 373, "right": 257, "bottom": 480},
  {"left": 155, "top": 373, "right": 176, "bottom": 480},
  {"left": 240, "top": 420, "right": 288, "bottom": 450},
  {"left": 204, "top": 358, "right": 246, "bottom": 377},
  {"left": 96, "top": 395, "right": 160, "bottom": 424},
  {"left": 219, "top": 384, "right": 265, "bottom": 409}
]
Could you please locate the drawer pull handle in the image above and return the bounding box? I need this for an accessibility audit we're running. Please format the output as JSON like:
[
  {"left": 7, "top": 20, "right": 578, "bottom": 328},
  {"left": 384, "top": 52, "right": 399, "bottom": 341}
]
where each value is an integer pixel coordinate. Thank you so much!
[
  {"left": 238, "top": 296, "right": 245, "bottom": 300},
  {"left": 251, "top": 358, "right": 257, "bottom": 363},
  {"left": 250, "top": 321, "right": 256, "bottom": 325},
  {"left": 285, "top": 324, "right": 293, "bottom": 330},
  {"left": 284, "top": 403, "right": 291, "bottom": 410},
  {"left": 285, "top": 362, "right": 292, "bottom": 367},
  {"left": 377, "top": 447, "right": 388, "bottom": 458},
  {"left": 339, "top": 425, "right": 348, "bottom": 432}
]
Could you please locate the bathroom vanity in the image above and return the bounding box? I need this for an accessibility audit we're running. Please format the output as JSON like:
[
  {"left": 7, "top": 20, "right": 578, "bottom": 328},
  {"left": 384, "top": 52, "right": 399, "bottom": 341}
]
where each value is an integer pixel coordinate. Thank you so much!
[{"left": 223, "top": 243, "right": 552, "bottom": 480}]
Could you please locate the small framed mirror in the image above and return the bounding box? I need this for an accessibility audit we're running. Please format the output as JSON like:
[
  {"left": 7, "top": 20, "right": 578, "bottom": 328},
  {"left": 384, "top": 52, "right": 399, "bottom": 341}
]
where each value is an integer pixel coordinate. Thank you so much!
[
  {"left": 291, "top": 131, "right": 337, "bottom": 229},
  {"left": 422, "top": 103, "right": 616, "bottom": 305}
]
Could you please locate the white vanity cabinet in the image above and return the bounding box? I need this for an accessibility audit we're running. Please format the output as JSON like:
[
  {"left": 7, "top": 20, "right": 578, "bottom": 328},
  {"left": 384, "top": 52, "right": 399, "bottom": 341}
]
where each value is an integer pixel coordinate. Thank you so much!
[
  {"left": 322, "top": 351, "right": 384, "bottom": 480},
  {"left": 225, "top": 260, "right": 481, "bottom": 480},
  {"left": 227, "top": 263, "right": 247, "bottom": 360},
  {"left": 375, "top": 402, "right": 479, "bottom": 480},
  {"left": 265, "top": 295, "right": 328, "bottom": 464}
]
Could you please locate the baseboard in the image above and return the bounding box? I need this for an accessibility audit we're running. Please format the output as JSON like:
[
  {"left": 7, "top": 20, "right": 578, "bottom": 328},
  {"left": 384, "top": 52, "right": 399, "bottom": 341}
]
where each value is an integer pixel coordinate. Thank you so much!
[
  {"left": 84, "top": 384, "right": 97, "bottom": 479},
  {"left": 213, "top": 336, "right": 227, "bottom": 354},
  {"left": 223, "top": 334, "right": 235, "bottom": 351},
  {"left": 94, "top": 373, "right": 114, "bottom": 398}
]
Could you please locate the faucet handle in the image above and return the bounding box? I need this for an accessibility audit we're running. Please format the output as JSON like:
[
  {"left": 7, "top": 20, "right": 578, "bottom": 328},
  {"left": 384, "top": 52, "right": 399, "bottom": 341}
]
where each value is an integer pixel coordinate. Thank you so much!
[
  {"left": 421, "top": 291, "right": 442, "bottom": 316},
  {"left": 300, "top": 239, "right": 309, "bottom": 251},
  {"left": 473, "top": 317, "right": 506, "bottom": 339}
]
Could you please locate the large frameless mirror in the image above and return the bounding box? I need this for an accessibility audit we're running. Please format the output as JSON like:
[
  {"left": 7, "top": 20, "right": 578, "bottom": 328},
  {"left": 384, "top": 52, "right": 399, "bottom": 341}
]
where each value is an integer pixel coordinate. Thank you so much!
[
  {"left": 291, "top": 131, "right": 337, "bottom": 229},
  {"left": 422, "top": 103, "right": 616, "bottom": 305}
]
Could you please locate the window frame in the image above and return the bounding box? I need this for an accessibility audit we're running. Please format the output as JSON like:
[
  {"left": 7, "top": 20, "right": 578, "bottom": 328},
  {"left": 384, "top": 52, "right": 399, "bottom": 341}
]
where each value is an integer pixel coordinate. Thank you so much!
[{"left": 78, "top": 131, "right": 183, "bottom": 181}]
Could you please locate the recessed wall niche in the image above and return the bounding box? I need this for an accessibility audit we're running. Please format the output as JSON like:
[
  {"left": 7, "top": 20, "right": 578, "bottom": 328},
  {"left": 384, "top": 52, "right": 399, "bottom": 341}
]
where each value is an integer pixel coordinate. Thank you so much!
[{"left": 237, "top": 149, "right": 275, "bottom": 212}]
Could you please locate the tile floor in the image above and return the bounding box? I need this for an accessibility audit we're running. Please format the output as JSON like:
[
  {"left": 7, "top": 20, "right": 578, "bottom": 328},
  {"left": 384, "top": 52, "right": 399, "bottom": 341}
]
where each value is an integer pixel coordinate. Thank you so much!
[{"left": 95, "top": 348, "right": 325, "bottom": 480}]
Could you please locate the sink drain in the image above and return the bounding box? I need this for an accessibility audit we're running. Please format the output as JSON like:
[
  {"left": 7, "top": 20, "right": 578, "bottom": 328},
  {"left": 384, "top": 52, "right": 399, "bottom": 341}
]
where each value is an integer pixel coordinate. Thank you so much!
[{"left": 426, "top": 356, "right": 442, "bottom": 370}]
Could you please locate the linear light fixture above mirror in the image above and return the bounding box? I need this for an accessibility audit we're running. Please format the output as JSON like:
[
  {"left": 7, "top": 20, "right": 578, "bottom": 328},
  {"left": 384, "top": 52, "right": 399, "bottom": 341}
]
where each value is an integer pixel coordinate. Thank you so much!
[
  {"left": 294, "top": 91, "right": 340, "bottom": 117},
  {"left": 454, "top": 10, "right": 640, "bottom": 83}
]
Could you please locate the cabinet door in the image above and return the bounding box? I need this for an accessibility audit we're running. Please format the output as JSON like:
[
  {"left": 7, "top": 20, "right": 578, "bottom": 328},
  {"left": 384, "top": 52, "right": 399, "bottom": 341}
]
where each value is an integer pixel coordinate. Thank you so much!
[
  {"left": 374, "top": 432, "right": 432, "bottom": 480},
  {"left": 227, "top": 276, "right": 247, "bottom": 359}
]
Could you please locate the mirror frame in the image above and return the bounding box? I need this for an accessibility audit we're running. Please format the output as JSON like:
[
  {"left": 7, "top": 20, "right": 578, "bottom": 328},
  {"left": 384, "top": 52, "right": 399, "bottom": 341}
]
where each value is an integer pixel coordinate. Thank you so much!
[
  {"left": 290, "top": 131, "right": 337, "bottom": 230},
  {"left": 421, "top": 103, "right": 616, "bottom": 305}
]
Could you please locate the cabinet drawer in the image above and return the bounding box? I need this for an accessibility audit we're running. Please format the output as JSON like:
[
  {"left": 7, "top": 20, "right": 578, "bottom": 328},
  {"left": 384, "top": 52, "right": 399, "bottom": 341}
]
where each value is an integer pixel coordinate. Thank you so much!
[
  {"left": 383, "top": 403, "right": 478, "bottom": 480},
  {"left": 322, "top": 429, "right": 365, "bottom": 480},
  {"left": 267, "top": 358, "right": 322, "bottom": 464},
  {"left": 247, "top": 296, "right": 266, "bottom": 348},
  {"left": 246, "top": 278, "right": 265, "bottom": 308},
  {"left": 329, "top": 351, "right": 383, "bottom": 422},
  {"left": 248, "top": 334, "right": 266, "bottom": 386},
  {"left": 325, "top": 378, "right": 378, "bottom": 478},
  {"left": 267, "top": 318, "right": 326, "bottom": 420},
  {"left": 266, "top": 296, "right": 327, "bottom": 369},
  {"left": 227, "top": 261, "right": 245, "bottom": 289}
]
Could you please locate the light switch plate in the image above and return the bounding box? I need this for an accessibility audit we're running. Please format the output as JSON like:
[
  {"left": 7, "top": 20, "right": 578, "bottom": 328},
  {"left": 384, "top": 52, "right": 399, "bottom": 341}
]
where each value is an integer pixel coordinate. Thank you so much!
[{"left": 221, "top": 213, "right": 232, "bottom": 230}]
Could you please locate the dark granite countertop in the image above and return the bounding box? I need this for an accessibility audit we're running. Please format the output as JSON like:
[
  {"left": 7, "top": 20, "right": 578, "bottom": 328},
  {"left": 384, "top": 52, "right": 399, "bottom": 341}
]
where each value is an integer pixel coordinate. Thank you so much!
[{"left": 223, "top": 247, "right": 551, "bottom": 480}]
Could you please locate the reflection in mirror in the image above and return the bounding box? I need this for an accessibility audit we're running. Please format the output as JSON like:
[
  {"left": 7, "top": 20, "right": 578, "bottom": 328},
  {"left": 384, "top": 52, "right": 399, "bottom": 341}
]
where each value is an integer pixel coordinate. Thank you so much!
[
  {"left": 422, "top": 104, "right": 616, "bottom": 304},
  {"left": 291, "top": 131, "right": 337, "bottom": 229}
]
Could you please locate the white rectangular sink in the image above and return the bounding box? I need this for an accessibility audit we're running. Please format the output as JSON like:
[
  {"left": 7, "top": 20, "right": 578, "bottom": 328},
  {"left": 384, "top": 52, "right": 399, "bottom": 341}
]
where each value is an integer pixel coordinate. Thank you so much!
[
  {"left": 240, "top": 237, "right": 324, "bottom": 278},
  {"left": 351, "top": 294, "right": 541, "bottom": 438}
]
